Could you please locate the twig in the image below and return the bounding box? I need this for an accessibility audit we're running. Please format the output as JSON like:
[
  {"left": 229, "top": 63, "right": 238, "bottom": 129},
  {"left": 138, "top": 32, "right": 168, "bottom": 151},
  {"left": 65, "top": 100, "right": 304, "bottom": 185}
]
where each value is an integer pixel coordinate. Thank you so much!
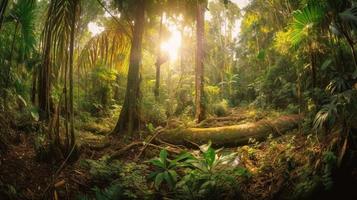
[
  {"left": 41, "top": 144, "right": 77, "bottom": 199},
  {"left": 135, "top": 128, "right": 165, "bottom": 160},
  {"left": 109, "top": 141, "right": 180, "bottom": 161},
  {"left": 184, "top": 138, "right": 201, "bottom": 149},
  {"left": 155, "top": 138, "right": 186, "bottom": 150}
]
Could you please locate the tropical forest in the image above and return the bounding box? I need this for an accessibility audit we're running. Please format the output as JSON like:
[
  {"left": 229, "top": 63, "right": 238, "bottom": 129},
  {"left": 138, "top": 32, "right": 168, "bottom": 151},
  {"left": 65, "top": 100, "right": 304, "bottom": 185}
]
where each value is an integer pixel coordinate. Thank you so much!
[{"left": 0, "top": 0, "right": 357, "bottom": 199}]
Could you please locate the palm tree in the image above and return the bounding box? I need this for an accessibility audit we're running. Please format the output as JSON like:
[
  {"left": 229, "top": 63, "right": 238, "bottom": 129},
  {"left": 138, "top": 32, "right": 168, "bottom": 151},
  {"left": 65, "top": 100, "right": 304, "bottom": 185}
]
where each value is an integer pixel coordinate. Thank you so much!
[
  {"left": 288, "top": 2, "right": 325, "bottom": 88},
  {"left": 2, "top": 0, "right": 37, "bottom": 109},
  {"left": 39, "top": 0, "right": 80, "bottom": 154}
]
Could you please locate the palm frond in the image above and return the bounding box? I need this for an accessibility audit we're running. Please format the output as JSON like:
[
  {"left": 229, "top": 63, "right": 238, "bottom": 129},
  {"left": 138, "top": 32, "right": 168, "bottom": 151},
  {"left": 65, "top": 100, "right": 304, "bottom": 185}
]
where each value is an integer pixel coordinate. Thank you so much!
[
  {"left": 10, "top": 0, "right": 37, "bottom": 58},
  {"left": 78, "top": 27, "right": 131, "bottom": 75},
  {"left": 313, "top": 103, "right": 337, "bottom": 131},
  {"left": 288, "top": 3, "right": 325, "bottom": 47}
]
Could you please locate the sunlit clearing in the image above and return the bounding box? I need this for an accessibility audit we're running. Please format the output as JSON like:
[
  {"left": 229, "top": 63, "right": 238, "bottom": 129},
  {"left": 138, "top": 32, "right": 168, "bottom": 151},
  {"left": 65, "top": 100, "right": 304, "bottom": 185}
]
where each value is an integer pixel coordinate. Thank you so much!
[
  {"left": 88, "top": 22, "right": 104, "bottom": 37},
  {"left": 161, "top": 26, "right": 182, "bottom": 61}
]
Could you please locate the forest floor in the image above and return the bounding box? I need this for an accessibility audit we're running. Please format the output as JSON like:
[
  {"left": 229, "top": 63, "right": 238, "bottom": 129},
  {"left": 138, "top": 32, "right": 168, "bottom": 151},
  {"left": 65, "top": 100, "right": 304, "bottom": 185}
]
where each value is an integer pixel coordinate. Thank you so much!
[{"left": 0, "top": 107, "right": 357, "bottom": 200}]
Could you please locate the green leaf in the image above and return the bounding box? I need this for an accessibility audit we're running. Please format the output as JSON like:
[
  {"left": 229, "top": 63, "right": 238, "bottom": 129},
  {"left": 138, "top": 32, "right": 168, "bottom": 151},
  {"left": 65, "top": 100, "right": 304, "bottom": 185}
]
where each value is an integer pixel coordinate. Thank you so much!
[
  {"left": 163, "top": 171, "right": 174, "bottom": 190},
  {"left": 148, "top": 159, "right": 165, "bottom": 169},
  {"left": 203, "top": 147, "right": 216, "bottom": 168},
  {"left": 321, "top": 59, "right": 332, "bottom": 71},
  {"left": 159, "top": 149, "right": 168, "bottom": 166},
  {"left": 288, "top": 3, "right": 324, "bottom": 47},
  {"left": 147, "top": 171, "right": 159, "bottom": 180},
  {"left": 17, "top": 95, "right": 27, "bottom": 107},
  {"left": 154, "top": 173, "right": 164, "bottom": 190},
  {"left": 30, "top": 108, "right": 39, "bottom": 121},
  {"left": 173, "top": 152, "right": 194, "bottom": 162},
  {"left": 168, "top": 169, "right": 178, "bottom": 183}
]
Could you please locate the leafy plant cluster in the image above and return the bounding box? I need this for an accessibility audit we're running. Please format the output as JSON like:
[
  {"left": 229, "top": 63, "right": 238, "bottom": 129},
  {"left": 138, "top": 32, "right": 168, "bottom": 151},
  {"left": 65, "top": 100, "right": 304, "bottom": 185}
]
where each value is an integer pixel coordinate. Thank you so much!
[
  {"left": 147, "top": 143, "right": 250, "bottom": 199},
  {"left": 78, "top": 156, "right": 153, "bottom": 200}
]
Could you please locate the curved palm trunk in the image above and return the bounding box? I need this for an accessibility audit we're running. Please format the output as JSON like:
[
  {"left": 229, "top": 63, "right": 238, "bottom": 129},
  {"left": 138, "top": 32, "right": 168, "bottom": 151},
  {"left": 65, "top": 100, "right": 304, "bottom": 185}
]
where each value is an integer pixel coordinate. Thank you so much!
[
  {"left": 112, "top": 0, "right": 145, "bottom": 135},
  {"left": 195, "top": 2, "right": 206, "bottom": 123}
]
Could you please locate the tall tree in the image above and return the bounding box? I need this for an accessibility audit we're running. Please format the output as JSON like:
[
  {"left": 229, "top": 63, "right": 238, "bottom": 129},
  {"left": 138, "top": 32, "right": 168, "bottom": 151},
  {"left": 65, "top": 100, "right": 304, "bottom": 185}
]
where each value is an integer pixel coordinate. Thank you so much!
[
  {"left": 38, "top": 0, "right": 80, "bottom": 155},
  {"left": 69, "top": 0, "right": 79, "bottom": 149},
  {"left": 195, "top": 0, "right": 206, "bottom": 122},
  {"left": 154, "top": 12, "right": 164, "bottom": 100},
  {"left": 112, "top": 0, "right": 146, "bottom": 134}
]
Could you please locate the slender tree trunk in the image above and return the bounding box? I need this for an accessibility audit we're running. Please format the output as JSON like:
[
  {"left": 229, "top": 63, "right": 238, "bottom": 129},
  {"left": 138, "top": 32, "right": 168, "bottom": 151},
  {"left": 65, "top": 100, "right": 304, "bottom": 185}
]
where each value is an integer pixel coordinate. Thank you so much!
[
  {"left": 69, "top": 0, "right": 78, "bottom": 148},
  {"left": 31, "top": 68, "right": 37, "bottom": 105},
  {"left": 154, "top": 12, "right": 164, "bottom": 100},
  {"left": 38, "top": 27, "right": 52, "bottom": 121},
  {"left": 112, "top": 0, "right": 145, "bottom": 135},
  {"left": 0, "top": 0, "right": 8, "bottom": 31},
  {"left": 195, "top": 2, "right": 206, "bottom": 123}
]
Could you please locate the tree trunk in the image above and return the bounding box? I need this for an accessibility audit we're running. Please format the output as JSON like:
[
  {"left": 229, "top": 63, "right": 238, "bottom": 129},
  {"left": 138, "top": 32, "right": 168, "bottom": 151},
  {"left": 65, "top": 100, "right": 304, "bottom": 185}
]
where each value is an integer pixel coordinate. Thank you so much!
[
  {"left": 310, "top": 52, "right": 316, "bottom": 88},
  {"left": 195, "top": 2, "right": 206, "bottom": 123},
  {"left": 112, "top": 0, "right": 145, "bottom": 135},
  {"left": 38, "top": 26, "right": 53, "bottom": 121},
  {"left": 0, "top": 0, "right": 8, "bottom": 31},
  {"left": 154, "top": 12, "right": 164, "bottom": 100},
  {"left": 31, "top": 68, "right": 37, "bottom": 105},
  {"left": 69, "top": 0, "right": 78, "bottom": 149},
  {"left": 158, "top": 115, "right": 301, "bottom": 147}
]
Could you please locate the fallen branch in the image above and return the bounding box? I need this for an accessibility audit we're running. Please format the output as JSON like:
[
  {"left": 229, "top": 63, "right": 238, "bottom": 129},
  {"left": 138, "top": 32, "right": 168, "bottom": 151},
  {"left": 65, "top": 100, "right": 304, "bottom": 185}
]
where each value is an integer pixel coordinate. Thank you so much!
[
  {"left": 135, "top": 128, "right": 165, "bottom": 160},
  {"left": 109, "top": 141, "right": 180, "bottom": 161}
]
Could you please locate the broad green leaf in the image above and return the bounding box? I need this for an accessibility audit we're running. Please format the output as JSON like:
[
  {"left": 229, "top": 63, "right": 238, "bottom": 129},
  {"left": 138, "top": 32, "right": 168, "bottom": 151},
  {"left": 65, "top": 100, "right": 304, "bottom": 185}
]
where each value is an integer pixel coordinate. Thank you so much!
[
  {"left": 148, "top": 159, "right": 165, "bottom": 169},
  {"left": 173, "top": 152, "right": 194, "bottom": 162},
  {"left": 159, "top": 149, "right": 168, "bottom": 167},
  {"left": 203, "top": 147, "right": 216, "bottom": 168},
  {"left": 168, "top": 169, "right": 178, "bottom": 183},
  {"left": 154, "top": 173, "right": 164, "bottom": 190},
  {"left": 163, "top": 171, "right": 174, "bottom": 189}
]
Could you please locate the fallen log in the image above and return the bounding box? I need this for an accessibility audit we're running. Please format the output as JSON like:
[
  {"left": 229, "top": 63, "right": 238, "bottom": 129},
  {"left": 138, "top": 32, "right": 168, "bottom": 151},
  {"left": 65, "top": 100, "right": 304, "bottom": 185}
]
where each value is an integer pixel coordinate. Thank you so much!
[{"left": 158, "top": 115, "right": 302, "bottom": 147}]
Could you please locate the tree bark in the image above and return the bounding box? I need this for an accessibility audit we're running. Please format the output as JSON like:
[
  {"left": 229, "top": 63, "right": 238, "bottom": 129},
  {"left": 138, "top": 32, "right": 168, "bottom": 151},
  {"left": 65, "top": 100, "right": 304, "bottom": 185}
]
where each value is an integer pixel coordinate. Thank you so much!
[
  {"left": 69, "top": 0, "right": 78, "bottom": 149},
  {"left": 112, "top": 0, "right": 145, "bottom": 135},
  {"left": 38, "top": 13, "right": 54, "bottom": 121},
  {"left": 195, "top": 1, "right": 206, "bottom": 123},
  {"left": 31, "top": 68, "right": 37, "bottom": 105},
  {"left": 154, "top": 12, "right": 164, "bottom": 100},
  {"left": 158, "top": 115, "right": 301, "bottom": 147}
]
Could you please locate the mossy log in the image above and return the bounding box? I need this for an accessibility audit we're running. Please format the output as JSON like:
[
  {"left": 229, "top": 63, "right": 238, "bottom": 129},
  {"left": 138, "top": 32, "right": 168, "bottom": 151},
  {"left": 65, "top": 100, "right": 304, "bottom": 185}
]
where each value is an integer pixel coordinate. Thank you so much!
[{"left": 158, "top": 115, "right": 301, "bottom": 147}]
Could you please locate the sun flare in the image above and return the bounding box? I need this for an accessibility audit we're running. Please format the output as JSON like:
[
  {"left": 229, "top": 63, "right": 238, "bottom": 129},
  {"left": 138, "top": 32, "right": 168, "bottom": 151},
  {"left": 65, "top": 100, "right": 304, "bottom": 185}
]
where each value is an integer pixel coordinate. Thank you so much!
[
  {"left": 160, "top": 26, "right": 182, "bottom": 61},
  {"left": 88, "top": 22, "right": 104, "bottom": 37}
]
